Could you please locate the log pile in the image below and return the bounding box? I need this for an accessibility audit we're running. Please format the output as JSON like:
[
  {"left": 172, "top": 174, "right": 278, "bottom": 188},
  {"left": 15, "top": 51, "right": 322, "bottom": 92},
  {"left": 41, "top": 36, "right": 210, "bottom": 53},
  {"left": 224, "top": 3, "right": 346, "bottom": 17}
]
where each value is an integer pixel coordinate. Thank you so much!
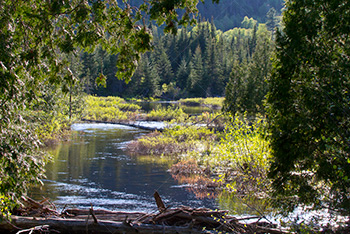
[{"left": 0, "top": 193, "right": 292, "bottom": 234}]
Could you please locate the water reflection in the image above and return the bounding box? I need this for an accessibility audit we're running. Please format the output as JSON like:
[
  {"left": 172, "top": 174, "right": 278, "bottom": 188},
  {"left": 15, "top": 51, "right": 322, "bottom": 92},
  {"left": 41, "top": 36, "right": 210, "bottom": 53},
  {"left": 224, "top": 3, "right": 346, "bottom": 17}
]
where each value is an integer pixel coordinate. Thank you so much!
[
  {"left": 217, "top": 191, "right": 274, "bottom": 217},
  {"left": 30, "top": 123, "right": 218, "bottom": 212}
]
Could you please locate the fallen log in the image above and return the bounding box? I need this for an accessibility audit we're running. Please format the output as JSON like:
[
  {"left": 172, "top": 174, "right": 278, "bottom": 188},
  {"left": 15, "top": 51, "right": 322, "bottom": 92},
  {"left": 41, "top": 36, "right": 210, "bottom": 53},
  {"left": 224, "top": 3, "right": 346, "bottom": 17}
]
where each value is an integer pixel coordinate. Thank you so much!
[
  {"left": 0, "top": 216, "right": 205, "bottom": 234},
  {"left": 0, "top": 194, "right": 293, "bottom": 234}
]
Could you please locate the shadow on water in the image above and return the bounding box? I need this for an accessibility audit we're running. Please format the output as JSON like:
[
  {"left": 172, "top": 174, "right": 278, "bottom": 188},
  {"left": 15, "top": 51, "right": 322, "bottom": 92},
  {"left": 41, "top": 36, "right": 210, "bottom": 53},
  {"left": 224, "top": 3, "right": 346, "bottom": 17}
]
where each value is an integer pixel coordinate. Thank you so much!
[{"left": 30, "top": 123, "right": 218, "bottom": 213}]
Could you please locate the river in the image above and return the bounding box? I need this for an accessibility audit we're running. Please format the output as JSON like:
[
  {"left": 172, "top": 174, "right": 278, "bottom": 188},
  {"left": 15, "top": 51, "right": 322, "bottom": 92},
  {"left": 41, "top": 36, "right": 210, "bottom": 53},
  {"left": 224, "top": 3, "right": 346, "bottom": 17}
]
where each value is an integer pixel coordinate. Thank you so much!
[
  {"left": 30, "top": 123, "right": 218, "bottom": 213},
  {"left": 29, "top": 122, "right": 346, "bottom": 228}
]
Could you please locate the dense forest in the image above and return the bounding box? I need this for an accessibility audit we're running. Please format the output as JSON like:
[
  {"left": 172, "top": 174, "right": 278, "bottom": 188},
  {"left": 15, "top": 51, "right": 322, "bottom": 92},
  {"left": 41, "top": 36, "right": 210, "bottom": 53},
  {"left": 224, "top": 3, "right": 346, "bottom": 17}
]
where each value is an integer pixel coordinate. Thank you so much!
[
  {"left": 75, "top": 0, "right": 282, "bottom": 100},
  {"left": 80, "top": 16, "right": 278, "bottom": 101},
  {"left": 81, "top": 20, "right": 272, "bottom": 100}
]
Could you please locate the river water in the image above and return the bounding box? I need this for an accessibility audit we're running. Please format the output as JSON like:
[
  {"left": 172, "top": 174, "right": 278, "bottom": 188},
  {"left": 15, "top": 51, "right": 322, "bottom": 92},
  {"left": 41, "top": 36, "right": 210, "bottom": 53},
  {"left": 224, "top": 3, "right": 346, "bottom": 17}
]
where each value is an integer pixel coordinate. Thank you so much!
[
  {"left": 30, "top": 123, "right": 218, "bottom": 213},
  {"left": 29, "top": 122, "right": 347, "bottom": 228}
]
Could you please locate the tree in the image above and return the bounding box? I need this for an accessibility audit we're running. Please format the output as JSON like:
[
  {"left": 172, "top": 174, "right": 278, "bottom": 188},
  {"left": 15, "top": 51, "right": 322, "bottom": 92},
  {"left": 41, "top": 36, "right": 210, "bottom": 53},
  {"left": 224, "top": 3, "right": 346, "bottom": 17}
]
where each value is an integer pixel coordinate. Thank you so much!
[
  {"left": 187, "top": 46, "right": 205, "bottom": 97},
  {"left": 151, "top": 42, "right": 174, "bottom": 85},
  {"left": 176, "top": 57, "right": 190, "bottom": 91},
  {"left": 224, "top": 24, "right": 273, "bottom": 116},
  {"left": 0, "top": 0, "right": 212, "bottom": 218},
  {"left": 141, "top": 56, "right": 161, "bottom": 98},
  {"left": 265, "top": 7, "right": 279, "bottom": 32},
  {"left": 266, "top": 0, "right": 350, "bottom": 215}
]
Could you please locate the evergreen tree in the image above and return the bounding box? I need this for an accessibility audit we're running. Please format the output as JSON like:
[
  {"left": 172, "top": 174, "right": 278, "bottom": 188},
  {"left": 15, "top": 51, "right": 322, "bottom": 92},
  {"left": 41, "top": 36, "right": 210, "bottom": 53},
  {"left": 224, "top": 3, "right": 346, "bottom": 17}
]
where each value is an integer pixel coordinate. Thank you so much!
[
  {"left": 265, "top": 7, "right": 279, "bottom": 32},
  {"left": 224, "top": 24, "right": 272, "bottom": 116},
  {"left": 151, "top": 42, "right": 174, "bottom": 85},
  {"left": 187, "top": 46, "right": 206, "bottom": 97},
  {"left": 176, "top": 57, "right": 190, "bottom": 91},
  {"left": 142, "top": 57, "right": 161, "bottom": 98},
  {"left": 266, "top": 0, "right": 350, "bottom": 215}
]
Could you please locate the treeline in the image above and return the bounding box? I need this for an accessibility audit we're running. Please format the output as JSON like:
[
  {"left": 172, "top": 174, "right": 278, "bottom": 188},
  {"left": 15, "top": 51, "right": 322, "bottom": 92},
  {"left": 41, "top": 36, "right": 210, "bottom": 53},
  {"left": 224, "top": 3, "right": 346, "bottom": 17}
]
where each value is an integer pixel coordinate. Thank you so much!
[{"left": 79, "top": 17, "right": 275, "bottom": 102}]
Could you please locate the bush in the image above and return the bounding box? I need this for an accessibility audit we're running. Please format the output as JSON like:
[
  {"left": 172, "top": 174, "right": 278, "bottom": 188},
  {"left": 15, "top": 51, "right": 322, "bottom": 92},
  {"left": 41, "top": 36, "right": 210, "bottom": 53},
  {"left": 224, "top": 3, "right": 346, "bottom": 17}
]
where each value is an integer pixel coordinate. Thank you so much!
[{"left": 212, "top": 114, "right": 271, "bottom": 196}]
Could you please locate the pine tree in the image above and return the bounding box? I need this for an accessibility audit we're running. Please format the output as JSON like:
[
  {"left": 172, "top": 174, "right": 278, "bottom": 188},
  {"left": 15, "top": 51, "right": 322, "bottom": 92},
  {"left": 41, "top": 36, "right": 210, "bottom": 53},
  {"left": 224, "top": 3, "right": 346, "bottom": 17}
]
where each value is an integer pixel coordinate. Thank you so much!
[
  {"left": 151, "top": 42, "right": 174, "bottom": 85},
  {"left": 176, "top": 57, "right": 190, "bottom": 91},
  {"left": 187, "top": 46, "right": 205, "bottom": 97}
]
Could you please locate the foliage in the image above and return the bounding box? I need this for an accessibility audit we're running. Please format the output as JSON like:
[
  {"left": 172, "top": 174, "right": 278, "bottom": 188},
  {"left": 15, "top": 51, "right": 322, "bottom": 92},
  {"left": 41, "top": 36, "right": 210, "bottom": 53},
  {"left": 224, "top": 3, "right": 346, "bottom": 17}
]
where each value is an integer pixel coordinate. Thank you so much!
[
  {"left": 224, "top": 24, "right": 273, "bottom": 116},
  {"left": 265, "top": 0, "right": 350, "bottom": 216},
  {"left": 179, "top": 97, "right": 224, "bottom": 109},
  {"left": 0, "top": 113, "right": 46, "bottom": 219},
  {"left": 203, "top": 114, "right": 271, "bottom": 197},
  {"left": 81, "top": 18, "right": 280, "bottom": 99}
]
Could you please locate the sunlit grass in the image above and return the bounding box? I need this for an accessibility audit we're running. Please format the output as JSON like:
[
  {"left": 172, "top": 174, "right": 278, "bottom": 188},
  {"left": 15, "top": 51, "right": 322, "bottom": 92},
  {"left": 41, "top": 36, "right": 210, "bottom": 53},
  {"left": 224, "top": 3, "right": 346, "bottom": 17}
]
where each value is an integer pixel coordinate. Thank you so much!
[
  {"left": 82, "top": 96, "right": 142, "bottom": 122},
  {"left": 179, "top": 97, "right": 224, "bottom": 109}
]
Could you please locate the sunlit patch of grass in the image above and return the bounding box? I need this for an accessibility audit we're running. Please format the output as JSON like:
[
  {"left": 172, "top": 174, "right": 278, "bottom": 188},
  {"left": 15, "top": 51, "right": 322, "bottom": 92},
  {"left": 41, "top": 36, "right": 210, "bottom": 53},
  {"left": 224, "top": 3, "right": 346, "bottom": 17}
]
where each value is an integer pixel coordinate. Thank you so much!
[
  {"left": 179, "top": 97, "right": 224, "bottom": 109},
  {"left": 146, "top": 106, "right": 188, "bottom": 122},
  {"left": 126, "top": 125, "right": 217, "bottom": 156},
  {"left": 82, "top": 96, "right": 142, "bottom": 122},
  {"left": 126, "top": 131, "right": 198, "bottom": 155}
]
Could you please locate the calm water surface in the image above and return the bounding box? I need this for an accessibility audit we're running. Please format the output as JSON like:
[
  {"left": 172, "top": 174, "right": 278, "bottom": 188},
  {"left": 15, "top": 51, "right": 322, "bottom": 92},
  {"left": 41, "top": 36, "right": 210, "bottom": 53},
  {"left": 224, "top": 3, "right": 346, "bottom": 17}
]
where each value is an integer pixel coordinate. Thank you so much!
[{"left": 30, "top": 123, "right": 218, "bottom": 213}]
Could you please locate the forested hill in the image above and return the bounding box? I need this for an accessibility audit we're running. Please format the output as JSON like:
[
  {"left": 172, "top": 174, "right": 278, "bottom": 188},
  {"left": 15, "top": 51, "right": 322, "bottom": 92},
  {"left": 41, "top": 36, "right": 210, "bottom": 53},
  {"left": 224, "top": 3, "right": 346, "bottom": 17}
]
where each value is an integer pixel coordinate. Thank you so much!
[
  {"left": 80, "top": 19, "right": 274, "bottom": 101},
  {"left": 197, "top": 0, "right": 284, "bottom": 30},
  {"left": 76, "top": 0, "right": 282, "bottom": 99},
  {"left": 127, "top": 0, "right": 284, "bottom": 30}
]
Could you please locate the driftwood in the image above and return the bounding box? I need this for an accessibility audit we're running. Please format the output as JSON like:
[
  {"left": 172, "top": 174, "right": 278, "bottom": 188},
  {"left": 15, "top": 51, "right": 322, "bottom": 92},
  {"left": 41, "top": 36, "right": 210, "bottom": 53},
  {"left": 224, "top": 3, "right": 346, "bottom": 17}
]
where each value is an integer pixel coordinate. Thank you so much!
[
  {"left": 81, "top": 119, "right": 165, "bottom": 132},
  {"left": 0, "top": 193, "right": 292, "bottom": 234}
]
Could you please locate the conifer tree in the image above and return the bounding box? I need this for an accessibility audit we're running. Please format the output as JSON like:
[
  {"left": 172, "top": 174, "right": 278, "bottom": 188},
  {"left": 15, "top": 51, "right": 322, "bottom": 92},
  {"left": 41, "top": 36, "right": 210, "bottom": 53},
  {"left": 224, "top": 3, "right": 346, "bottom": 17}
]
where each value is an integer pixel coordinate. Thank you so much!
[
  {"left": 187, "top": 46, "right": 206, "bottom": 97},
  {"left": 176, "top": 57, "right": 190, "bottom": 91},
  {"left": 266, "top": 0, "right": 350, "bottom": 215}
]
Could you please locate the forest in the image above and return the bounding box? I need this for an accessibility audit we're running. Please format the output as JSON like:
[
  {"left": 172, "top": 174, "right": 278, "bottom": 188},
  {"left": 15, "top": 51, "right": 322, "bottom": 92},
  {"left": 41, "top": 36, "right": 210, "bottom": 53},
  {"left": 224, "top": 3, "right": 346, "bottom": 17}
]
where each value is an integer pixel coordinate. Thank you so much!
[
  {"left": 82, "top": 18, "right": 274, "bottom": 101},
  {"left": 1, "top": 0, "right": 350, "bottom": 233},
  {"left": 78, "top": 0, "right": 281, "bottom": 99}
]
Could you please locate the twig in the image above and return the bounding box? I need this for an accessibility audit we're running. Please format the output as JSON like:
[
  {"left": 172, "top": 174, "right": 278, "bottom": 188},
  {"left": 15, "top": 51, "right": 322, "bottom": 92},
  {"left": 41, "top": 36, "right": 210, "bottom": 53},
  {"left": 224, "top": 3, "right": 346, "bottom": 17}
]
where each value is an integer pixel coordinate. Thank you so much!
[
  {"left": 89, "top": 204, "right": 98, "bottom": 224},
  {"left": 154, "top": 191, "right": 166, "bottom": 212}
]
